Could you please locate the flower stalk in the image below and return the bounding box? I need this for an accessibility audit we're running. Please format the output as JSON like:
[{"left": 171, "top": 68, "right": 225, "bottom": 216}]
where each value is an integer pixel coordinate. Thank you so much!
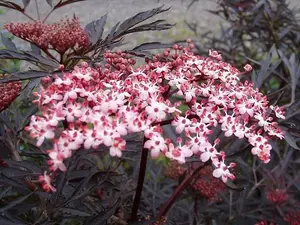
[
  {"left": 130, "top": 137, "right": 149, "bottom": 222},
  {"left": 156, "top": 161, "right": 209, "bottom": 221}
]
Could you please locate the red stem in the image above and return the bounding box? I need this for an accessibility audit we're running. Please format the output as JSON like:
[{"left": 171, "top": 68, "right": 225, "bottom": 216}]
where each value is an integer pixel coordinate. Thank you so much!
[
  {"left": 129, "top": 137, "right": 149, "bottom": 222},
  {"left": 156, "top": 162, "right": 208, "bottom": 220}
]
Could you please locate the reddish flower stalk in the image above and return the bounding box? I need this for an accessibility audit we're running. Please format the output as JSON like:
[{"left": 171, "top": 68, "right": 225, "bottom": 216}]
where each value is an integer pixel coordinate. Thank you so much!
[
  {"left": 130, "top": 138, "right": 149, "bottom": 221},
  {"left": 156, "top": 161, "right": 209, "bottom": 221}
]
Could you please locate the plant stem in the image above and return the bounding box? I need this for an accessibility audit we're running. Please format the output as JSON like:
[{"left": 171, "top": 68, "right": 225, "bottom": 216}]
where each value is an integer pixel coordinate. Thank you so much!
[
  {"left": 156, "top": 162, "right": 207, "bottom": 219},
  {"left": 130, "top": 137, "right": 149, "bottom": 222}
]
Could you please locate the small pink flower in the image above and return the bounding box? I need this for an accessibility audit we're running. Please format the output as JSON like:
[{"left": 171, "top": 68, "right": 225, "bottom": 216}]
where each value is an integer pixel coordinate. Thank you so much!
[
  {"left": 39, "top": 172, "right": 56, "bottom": 192},
  {"left": 109, "top": 138, "right": 126, "bottom": 157},
  {"left": 47, "top": 143, "right": 67, "bottom": 172},
  {"left": 213, "top": 160, "right": 235, "bottom": 183},
  {"left": 209, "top": 49, "right": 222, "bottom": 60},
  {"left": 171, "top": 115, "right": 192, "bottom": 134},
  {"left": 144, "top": 133, "right": 167, "bottom": 158},
  {"left": 243, "top": 64, "right": 252, "bottom": 72}
]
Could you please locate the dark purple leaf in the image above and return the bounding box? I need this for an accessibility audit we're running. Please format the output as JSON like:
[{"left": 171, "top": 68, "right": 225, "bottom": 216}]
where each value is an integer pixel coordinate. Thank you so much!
[
  {"left": 0, "top": 191, "right": 33, "bottom": 212},
  {"left": 0, "top": 167, "right": 37, "bottom": 177},
  {"left": 0, "top": 113, "right": 15, "bottom": 133},
  {"left": 0, "top": 186, "right": 12, "bottom": 199},
  {"left": 86, "top": 197, "right": 121, "bottom": 225},
  {"left": 225, "top": 179, "right": 245, "bottom": 191},
  {"left": 0, "top": 1, "right": 24, "bottom": 11},
  {"left": 254, "top": 46, "right": 281, "bottom": 88},
  {"left": 0, "top": 216, "right": 27, "bottom": 225},
  {"left": 0, "top": 49, "right": 59, "bottom": 68},
  {"left": 115, "top": 6, "right": 171, "bottom": 36},
  {"left": 125, "top": 20, "right": 173, "bottom": 34},
  {"left": 132, "top": 42, "right": 173, "bottom": 52},
  {"left": 59, "top": 208, "right": 92, "bottom": 217},
  {"left": 19, "top": 78, "right": 41, "bottom": 100},
  {"left": 0, "top": 71, "right": 49, "bottom": 83},
  {"left": 16, "top": 105, "right": 38, "bottom": 132},
  {"left": 129, "top": 220, "right": 155, "bottom": 225},
  {"left": 5, "top": 160, "right": 41, "bottom": 173},
  {"left": 84, "top": 14, "right": 107, "bottom": 45},
  {"left": 106, "top": 22, "right": 120, "bottom": 42},
  {"left": 30, "top": 43, "right": 41, "bottom": 55},
  {"left": 283, "top": 131, "right": 300, "bottom": 150},
  {"left": 53, "top": 0, "right": 86, "bottom": 10},
  {"left": 0, "top": 33, "right": 17, "bottom": 52},
  {"left": 21, "top": 0, "right": 30, "bottom": 8},
  {"left": 46, "top": 0, "right": 52, "bottom": 7}
]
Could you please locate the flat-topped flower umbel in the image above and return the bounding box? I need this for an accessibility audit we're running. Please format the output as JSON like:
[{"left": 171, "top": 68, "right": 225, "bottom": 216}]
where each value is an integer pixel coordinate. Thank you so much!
[{"left": 25, "top": 42, "right": 285, "bottom": 191}]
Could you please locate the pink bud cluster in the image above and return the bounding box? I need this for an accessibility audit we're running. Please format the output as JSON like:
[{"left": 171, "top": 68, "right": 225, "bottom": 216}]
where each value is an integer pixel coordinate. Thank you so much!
[
  {"left": 164, "top": 162, "right": 226, "bottom": 201},
  {"left": 191, "top": 165, "right": 226, "bottom": 202},
  {"left": 5, "top": 18, "right": 89, "bottom": 53},
  {"left": 285, "top": 210, "right": 300, "bottom": 225},
  {"left": 255, "top": 221, "right": 276, "bottom": 225},
  {"left": 164, "top": 161, "right": 186, "bottom": 180},
  {"left": 0, "top": 74, "right": 22, "bottom": 112},
  {"left": 25, "top": 42, "right": 285, "bottom": 191},
  {"left": 266, "top": 188, "right": 288, "bottom": 205}
]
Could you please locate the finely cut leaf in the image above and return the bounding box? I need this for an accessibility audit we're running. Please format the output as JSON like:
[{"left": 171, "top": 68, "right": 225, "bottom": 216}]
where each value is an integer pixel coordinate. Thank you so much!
[
  {"left": 22, "top": 0, "right": 30, "bottom": 8},
  {"left": 0, "top": 71, "right": 49, "bottom": 82},
  {"left": 0, "top": 34, "right": 17, "bottom": 52},
  {"left": 0, "top": 191, "right": 33, "bottom": 212},
  {"left": 132, "top": 42, "right": 173, "bottom": 51},
  {"left": 30, "top": 43, "right": 41, "bottom": 55},
  {"left": 86, "top": 197, "right": 121, "bottom": 225},
  {"left": 115, "top": 6, "right": 171, "bottom": 36},
  {"left": 53, "top": 0, "right": 86, "bottom": 10},
  {"left": 284, "top": 131, "right": 300, "bottom": 150},
  {"left": 59, "top": 208, "right": 92, "bottom": 217},
  {"left": 84, "top": 14, "right": 107, "bottom": 45},
  {"left": 46, "top": 0, "right": 52, "bottom": 7},
  {"left": 0, "top": 1, "right": 24, "bottom": 11}
]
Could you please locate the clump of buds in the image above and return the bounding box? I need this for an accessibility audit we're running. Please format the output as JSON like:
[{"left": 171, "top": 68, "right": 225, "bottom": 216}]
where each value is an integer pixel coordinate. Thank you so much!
[
  {"left": 0, "top": 74, "right": 22, "bottom": 112},
  {"left": 191, "top": 165, "right": 226, "bottom": 202},
  {"left": 25, "top": 40, "right": 285, "bottom": 192},
  {"left": 266, "top": 188, "right": 288, "bottom": 205},
  {"left": 164, "top": 161, "right": 186, "bottom": 180},
  {"left": 5, "top": 17, "right": 89, "bottom": 53},
  {"left": 255, "top": 221, "right": 276, "bottom": 225},
  {"left": 284, "top": 210, "right": 300, "bottom": 225}
]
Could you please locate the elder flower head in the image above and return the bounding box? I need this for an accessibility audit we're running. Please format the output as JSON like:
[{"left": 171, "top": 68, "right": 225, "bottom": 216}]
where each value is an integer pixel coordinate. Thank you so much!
[
  {"left": 26, "top": 41, "right": 285, "bottom": 192},
  {"left": 5, "top": 17, "right": 89, "bottom": 53}
]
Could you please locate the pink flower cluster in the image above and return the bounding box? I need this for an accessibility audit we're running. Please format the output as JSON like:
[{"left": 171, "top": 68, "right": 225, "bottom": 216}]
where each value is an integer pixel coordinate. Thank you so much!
[
  {"left": 5, "top": 18, "right": 89, "bottom": 53},
  {"left": 25, "top": 43, "right": 285, "bottom": 191}
]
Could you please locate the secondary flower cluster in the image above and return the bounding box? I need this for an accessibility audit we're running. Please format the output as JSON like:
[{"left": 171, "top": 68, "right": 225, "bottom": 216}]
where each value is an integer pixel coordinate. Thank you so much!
[
  {"left": 25, "top": 43, "right": 285, "bottom": 191},
  {"left": 164, "top": 162, "right": 225, "bottom": 201},
  {"left": 266, "top": 188, "right": 288, "bottom": 205},
  {"left": 4, "top": 18, "right": 89, "bottom": 53},
  {"left": 0, "top": 74, "right": 22, "bottom": 112},
  {"left": 191, "top": 165, "right": 226, "bottom": 202}
]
